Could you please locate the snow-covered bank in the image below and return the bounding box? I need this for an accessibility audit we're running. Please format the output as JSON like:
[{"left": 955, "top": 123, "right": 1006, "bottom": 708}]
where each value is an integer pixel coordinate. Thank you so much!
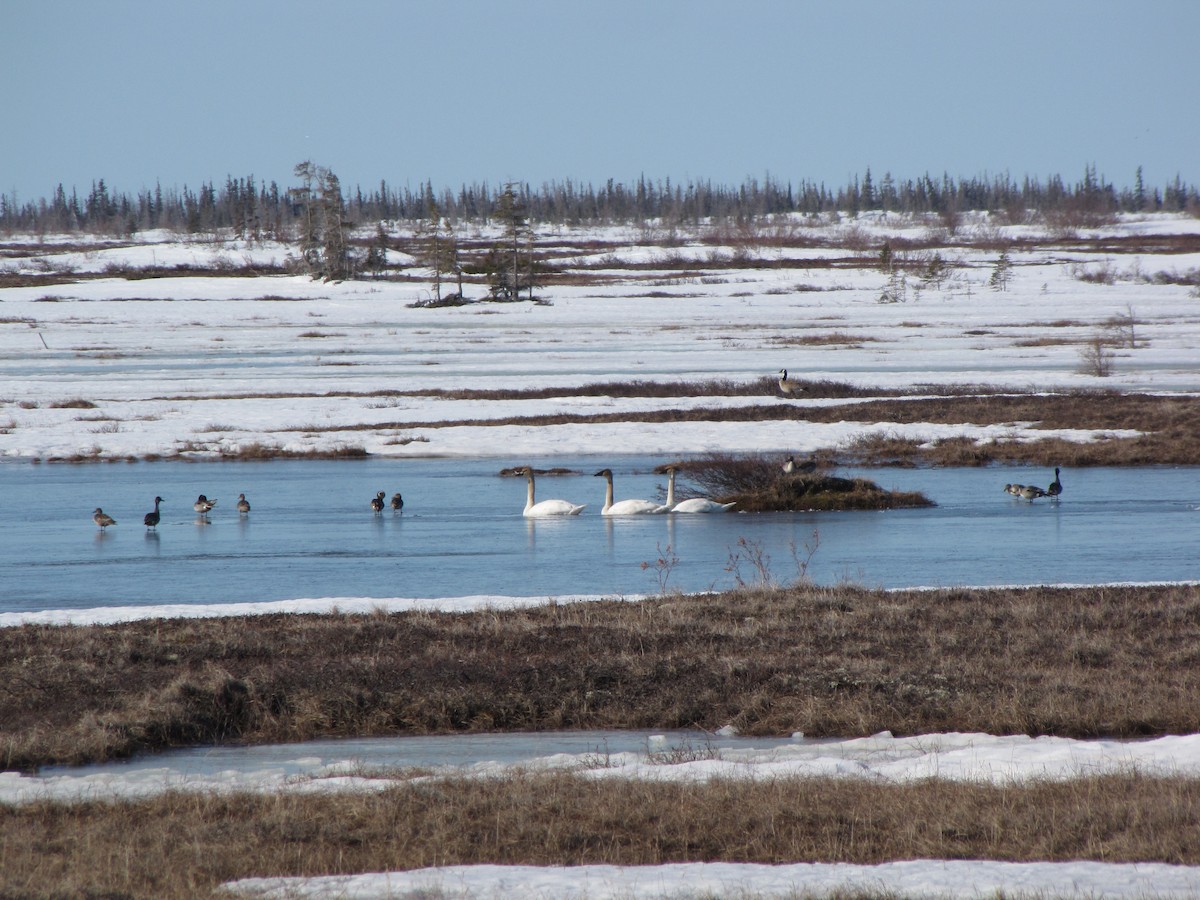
[
  {"left": 223, "top": 860, "right": 1200, "bottom": 900},
  {"left": 2, "top": 213, "right": 1199, "bottom": 461}
]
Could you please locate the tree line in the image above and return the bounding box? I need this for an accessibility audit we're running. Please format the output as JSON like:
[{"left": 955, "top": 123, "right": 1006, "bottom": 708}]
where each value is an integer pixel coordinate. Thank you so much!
[{"left": 1, "top": 165, "right": 1196, "bottom": 236}]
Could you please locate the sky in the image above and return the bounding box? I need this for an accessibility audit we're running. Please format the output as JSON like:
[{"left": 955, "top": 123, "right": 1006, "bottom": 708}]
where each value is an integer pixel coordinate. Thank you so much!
[{"left": 3, "top": 0, "right": 1198, "bottom": 207}]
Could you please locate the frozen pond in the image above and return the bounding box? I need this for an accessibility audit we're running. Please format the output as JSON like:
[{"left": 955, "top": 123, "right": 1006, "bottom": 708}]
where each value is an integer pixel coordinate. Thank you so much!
[{"left": 1, "top": 456, "right": 1197, "bottom": 614}]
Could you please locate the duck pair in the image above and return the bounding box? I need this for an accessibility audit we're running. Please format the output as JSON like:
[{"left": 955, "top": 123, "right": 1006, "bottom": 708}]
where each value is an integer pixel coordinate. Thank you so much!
[
  {"left": 1004, "top": 468, "right": 1063, "bottom": 502},
  {"left": 371, "top": 491, "right": 404, "bottom": 512}
]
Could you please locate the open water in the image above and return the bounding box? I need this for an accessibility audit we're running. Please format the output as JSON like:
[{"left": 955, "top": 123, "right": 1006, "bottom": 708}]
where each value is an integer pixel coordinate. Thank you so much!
[{"left": 1, "top": 456, "right": 1197, "bottom": 614}]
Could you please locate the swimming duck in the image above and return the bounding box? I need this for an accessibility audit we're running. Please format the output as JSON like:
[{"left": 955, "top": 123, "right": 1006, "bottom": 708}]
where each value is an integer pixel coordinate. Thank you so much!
[{"left": 236, "top": 493, "right": 251, "bottom": 514}]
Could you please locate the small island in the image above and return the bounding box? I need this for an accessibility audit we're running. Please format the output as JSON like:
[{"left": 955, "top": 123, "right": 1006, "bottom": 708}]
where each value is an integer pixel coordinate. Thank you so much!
[{"left": 659, "top": 453, "right": 934, "bottom": 512}]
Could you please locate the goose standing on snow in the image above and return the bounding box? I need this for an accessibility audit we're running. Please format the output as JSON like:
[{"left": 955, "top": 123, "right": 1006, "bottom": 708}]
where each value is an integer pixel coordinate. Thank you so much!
[
  {"left": 777, "top": 369, "right": 804, "bottom": 396},
  {"left": 236, "top": 493, "right": 251, "bottom": 515},
  {"left": 521, "top": 467, "right": 585, "bottom": 517},
  {"left": 1047, "top": 467, "right": 1063, "bottom": 500},
  {"left": 370, "top": 491, "right": 385, "bottom": 513},
  {"left": 193, "top": 495, "right": 216, "bottom": 517},
  {"left": 593, "top": 468, "right": 669, "bottom": 515},
  {"left": 664, "top": 466, "right": 735, "bottom": 513},
  {"left": 93, "top": 508, "right": 116, "bottom": 530},
  {"left": 390, "top": 492, "right": 404, "bottom": 512},
  {"left": 144, "top": 496, "right": 163, "bottom": 529}
]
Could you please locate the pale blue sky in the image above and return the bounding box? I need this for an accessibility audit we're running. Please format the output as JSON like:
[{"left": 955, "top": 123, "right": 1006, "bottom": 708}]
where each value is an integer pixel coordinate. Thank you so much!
[{"left": 3, "top": 0, "right": 1197, "bottom": 205}]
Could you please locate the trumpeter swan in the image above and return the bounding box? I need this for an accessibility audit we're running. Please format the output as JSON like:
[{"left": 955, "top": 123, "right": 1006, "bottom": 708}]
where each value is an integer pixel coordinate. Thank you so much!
[
  {"left": 1047, "top": 467, "right": 1063, "bottom": 500},
  {"left": 370, "top": 491, "right": 385, "bottom": 512},
  {"left": 236, "top": 493, "right": 251, "bottom": 514},
  {"left": 522, "top": 467, "right": 585, "bottom": 517},
  {"left": 144, "top": 496, "right": 163, "bottom": 529},
  {"left": 665, "top": 466, "right": 735, "bottom": 513},
  {"left": 93, "top": 508, "right": 116, "bottom": 530},
  {"left": 593, "top": 468, "right": 669, "bottom": 515},
  {"left": 777, "top": 369, "right": 804, "bottom": 395}
]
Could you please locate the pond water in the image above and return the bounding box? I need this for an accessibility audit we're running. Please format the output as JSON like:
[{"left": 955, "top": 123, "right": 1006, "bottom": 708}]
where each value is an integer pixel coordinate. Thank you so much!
[
  {"left": 0, "top": 453, "right": 1195, "bottom": 619},
  {"left": 38, "top": 729, "right": 797, "bottom": 782},
  {"left": 1, "top": 456, "right": 1197, "bottom": 614}
]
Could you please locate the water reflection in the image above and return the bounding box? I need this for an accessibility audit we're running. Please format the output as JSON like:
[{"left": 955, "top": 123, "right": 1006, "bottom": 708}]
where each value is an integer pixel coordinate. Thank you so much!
[{"left": 0, "top": 457, "right": 1197, "bottom": 614}]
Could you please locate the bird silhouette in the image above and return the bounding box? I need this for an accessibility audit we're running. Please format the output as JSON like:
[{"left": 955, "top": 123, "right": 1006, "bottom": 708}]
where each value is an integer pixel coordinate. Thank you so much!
[{"left": 1047, "top": 468, "right": 1063, "bottom": 500}]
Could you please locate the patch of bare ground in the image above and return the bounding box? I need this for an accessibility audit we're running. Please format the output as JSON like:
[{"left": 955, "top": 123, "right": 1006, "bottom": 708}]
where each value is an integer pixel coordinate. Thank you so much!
[
  {"left": 5, "top": 583, "right": 1200, "bottom": 772},
  {"left": 5, "top": 773, "right": 1200, "bottom": 897}
]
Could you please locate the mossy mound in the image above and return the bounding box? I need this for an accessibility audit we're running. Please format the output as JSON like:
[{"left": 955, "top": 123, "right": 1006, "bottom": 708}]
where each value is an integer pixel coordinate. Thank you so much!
[{"left": 731, "top": 474, "right": 933, "bottom": 512}]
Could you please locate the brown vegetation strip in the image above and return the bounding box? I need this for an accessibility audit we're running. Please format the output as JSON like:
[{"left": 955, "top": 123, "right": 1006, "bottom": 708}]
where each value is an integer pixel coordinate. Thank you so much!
[
  {"left": 5, "top": 772, "right": 1200, "bottom": 897},
  {"left": 4, "top": 583, "right": 1200, "bottom": 771}
]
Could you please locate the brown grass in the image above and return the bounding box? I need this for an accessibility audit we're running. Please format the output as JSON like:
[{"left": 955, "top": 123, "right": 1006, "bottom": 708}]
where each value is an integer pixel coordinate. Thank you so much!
[
  {"left": 659, "top": 452, "right": 932, "bottom": 510},
  {"left": 4, "top": 772, "right": 1200, "bottom": 897},
  {"left": 4, "top": 583, "right": 1200, "bottom": 772}
]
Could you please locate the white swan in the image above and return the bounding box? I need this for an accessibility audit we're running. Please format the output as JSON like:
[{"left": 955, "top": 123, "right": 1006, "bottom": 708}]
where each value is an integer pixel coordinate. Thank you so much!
[
  {"left": 522, "top": 467, "right": 585, "bottom": 517},
  {"left": 593, "top": 468, "right": 669, "bottom": 515},
  {"left": 664, "top": 466, "right": 735, "bottom": 513}
]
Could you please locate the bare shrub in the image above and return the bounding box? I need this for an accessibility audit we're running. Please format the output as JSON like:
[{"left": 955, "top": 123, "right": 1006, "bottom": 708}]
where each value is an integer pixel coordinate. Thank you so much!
[{"left": 1077, "top": 332, "right": 1116, "bottom": 376}]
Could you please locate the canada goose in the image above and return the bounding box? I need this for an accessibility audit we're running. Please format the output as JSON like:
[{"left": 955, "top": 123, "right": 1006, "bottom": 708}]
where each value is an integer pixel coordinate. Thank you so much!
[
  {"left": 143, "top": 496, "right": 163, "bottom": 529},
  {"left": 521, "top": 467, "right": 585, "bottom": 517},
  {"left": 783, "top": 454, "right": 817, "bottom": 475},
  {"left": 1019, "top": 485, "right": 1047, "bottom": 501},
  {"left": 193, "top": 494, "right": 216, "bottom": 515},
  {"left": 390, "top": 492, "right": 404, "bottom": 512},
  {"left": 93, "top": 508, "right": 116, "bottom": 530},
  {"left": 665, "top": 466, "right": 735, "bottom": 513},
  {"left": 236, "top": 493, "right": 251, "bottom": 514},
  {"left": 370, "top": 491, "right": 385, "bottom": 512},
  {"left": 1047, "top": 467, "right": 1063, "bottom": 499},
  {"left": 593, "top": 468, "right": 669, "bottom": 515},
  {"left": 777, "top": 369, "right": 804, "bottom": 396}
]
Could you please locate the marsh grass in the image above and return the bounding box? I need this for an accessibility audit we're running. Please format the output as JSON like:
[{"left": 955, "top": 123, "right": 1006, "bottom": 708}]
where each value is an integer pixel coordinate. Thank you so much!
[
  {"left": 4, "top": 768, "right": 1200, "bottom": 897},
  {"left": 5, "top": 583, "right": 1200, "bottom": 772}
]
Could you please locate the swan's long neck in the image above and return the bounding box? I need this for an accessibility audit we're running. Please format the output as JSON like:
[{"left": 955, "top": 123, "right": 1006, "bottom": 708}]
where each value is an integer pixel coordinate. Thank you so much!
[
  {"left": 603, "top": 474, "right": 614, "bottom": 512},
  {"left": 525, "top": 473, "right": 536, "bottom": 511},
  {"left": 666, "top": 470, "right": 676, "bottom": 508}
]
